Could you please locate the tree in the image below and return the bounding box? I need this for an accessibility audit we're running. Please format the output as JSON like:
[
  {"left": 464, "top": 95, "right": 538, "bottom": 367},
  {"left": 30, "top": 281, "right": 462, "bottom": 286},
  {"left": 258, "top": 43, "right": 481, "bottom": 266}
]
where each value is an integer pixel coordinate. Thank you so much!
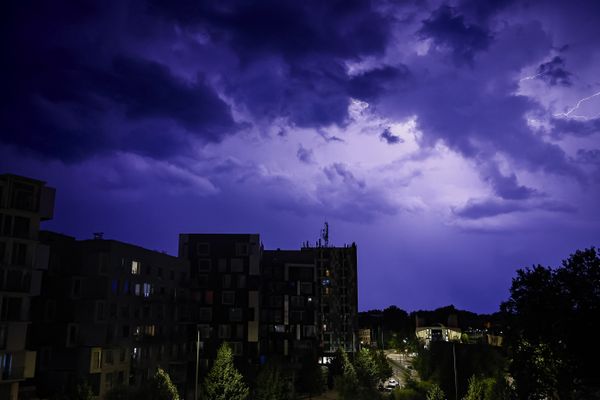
[
  {"left": 145, "top": 368, "right": 180, "bottom": 400},
  {"left": 334, "top": 349, "right": 359, "bottom": 400},
  {"left": 354, "top": 348, "right": 379, "bottom": 389},
  {"left": 373, "top": 350, "right": 393, "bottom": 383},
  {"left": 201, "top": 343, "right": 249, "bottom": 400},
  {"left": 426, "top": 384, "right": 445, "bottom": 400},
  {"left": 501, "top": 248, "right": 600, "bottom": 399},
  {"left": 296, "top": 353, "right": 325, "bottom": 398},
  {"left": 255, "top": 359, "right": 289, "bottom": 400}
]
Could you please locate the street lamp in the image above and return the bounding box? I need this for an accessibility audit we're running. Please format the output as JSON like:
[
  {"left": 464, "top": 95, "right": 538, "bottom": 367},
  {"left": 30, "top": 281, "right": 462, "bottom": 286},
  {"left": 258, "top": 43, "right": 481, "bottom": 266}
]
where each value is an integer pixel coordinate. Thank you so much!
[{"left": 195, "top": 327, "right": 200, "bottom": 400}]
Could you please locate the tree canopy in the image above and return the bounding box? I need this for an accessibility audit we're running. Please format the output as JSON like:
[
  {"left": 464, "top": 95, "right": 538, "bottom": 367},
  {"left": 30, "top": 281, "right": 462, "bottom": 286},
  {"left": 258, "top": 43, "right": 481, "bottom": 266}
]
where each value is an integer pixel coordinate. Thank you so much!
[
  {"left": 501, "top": 247, "right": 600, "bottom": 399},
  {"left": 201, "top": 343, "right": 249, "bottom": 400}
]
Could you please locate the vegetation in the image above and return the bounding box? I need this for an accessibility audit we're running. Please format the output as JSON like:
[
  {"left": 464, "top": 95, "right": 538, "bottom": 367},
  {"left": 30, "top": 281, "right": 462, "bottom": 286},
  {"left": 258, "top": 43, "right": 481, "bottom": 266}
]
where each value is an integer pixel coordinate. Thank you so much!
[
  {"left": 144, "top": 368, "right": 180, "bottom": 400},
  {"left": 255, "top": 359, "right": 289, "bottom": 400},
  {"left": 501, "top": 247, "right": 600, "bottom": 399},
  {"left": 201, "top": 343, "right": 249, "bottom": 400},
  {"left": 296, "top": 353, "right": 325, "bottom": 398},
  {"left": 425, "top": 384, "right": 446, "bottom": 400}
]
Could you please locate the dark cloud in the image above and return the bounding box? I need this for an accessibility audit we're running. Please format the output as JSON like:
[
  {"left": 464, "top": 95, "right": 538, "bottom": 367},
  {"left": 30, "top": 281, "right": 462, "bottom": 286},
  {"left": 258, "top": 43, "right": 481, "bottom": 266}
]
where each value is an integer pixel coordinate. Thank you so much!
[
  {"left": 379, "top": 128, "right": 404, "bottom": 145},
  {"left": 297, "top": 145, "right": 314, "bottom": 164},
  {"left": 148, "top": 0, "right": 392, "bottom": 61},
  {"left": 454, "top": 198, "right": 576, "bottom": 220},
  {"left": 576, "top": 149, "right": 600, "bottom": 164},
  {"left": 536, "top": 56, "right": 572, "bottom": 86},
  {"left": 324, "top": 163, "right": 365, "bottom": 189},
  {"left": 551, "top": 117, "right": 600, "bottom": 138},
  {"left": 348, "top": 66, "right": 411, "bottom": 102},
  {"left": 481, "top": 163, "right": 538, "bottom": 200},
  {"left": 419, "top": 5, "right": 493, "bottom": 63},
  {"left": 1, "top": 0, "right": 237, "bottom": 162}
]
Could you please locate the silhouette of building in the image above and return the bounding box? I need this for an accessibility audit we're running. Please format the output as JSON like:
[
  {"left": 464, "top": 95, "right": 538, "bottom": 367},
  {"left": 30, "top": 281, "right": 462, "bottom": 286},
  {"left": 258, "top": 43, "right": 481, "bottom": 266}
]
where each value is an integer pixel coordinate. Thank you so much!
[
  {"left": 0, "top": 174, "right": 54, "bottom": 400},
  {"left": 178, "top": 234, "right": 262, "bottom": 373},
  {"left": 30, "top": 232, "right": 192, "bottom": 399}
]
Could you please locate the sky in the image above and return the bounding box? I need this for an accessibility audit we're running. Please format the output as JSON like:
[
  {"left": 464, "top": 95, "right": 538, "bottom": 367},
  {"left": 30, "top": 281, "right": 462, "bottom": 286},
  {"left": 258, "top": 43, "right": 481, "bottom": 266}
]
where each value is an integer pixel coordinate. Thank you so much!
[{"left": 2, "top": 0, "right": 600, "bottom": 313}]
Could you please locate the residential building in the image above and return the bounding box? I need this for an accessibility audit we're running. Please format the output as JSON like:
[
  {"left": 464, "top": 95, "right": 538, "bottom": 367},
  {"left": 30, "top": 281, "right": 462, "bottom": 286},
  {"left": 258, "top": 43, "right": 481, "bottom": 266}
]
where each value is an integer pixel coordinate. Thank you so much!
[
  {"left": 0, "top": 174, "right": 54, "bottom": 400},
  {"left": 30, "top": 232, "right": 192, "bottom": 399},
  {"left": 178, "top": 234, "right": 261, "bottom": 373}
]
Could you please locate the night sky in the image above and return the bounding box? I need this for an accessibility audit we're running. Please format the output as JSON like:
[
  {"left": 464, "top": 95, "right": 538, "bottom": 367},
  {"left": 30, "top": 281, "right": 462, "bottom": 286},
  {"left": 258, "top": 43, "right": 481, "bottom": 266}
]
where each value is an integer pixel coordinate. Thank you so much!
[{"left": 2, "top": 0, "right": 600, "bottom": 313}]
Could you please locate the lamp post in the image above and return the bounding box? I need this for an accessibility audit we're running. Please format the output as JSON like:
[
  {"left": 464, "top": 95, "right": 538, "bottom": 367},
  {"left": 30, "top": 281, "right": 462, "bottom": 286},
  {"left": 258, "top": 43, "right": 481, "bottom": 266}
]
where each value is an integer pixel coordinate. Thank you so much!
[{"left": 195, "top": 328, "right": 200, "bottom": 400}]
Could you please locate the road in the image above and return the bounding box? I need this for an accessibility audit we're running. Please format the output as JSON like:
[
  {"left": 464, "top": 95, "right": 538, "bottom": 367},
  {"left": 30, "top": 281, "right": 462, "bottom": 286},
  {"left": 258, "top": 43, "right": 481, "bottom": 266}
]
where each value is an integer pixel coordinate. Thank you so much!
[{"left": 386, "top": 351, "right": 417, "bottom": 388}]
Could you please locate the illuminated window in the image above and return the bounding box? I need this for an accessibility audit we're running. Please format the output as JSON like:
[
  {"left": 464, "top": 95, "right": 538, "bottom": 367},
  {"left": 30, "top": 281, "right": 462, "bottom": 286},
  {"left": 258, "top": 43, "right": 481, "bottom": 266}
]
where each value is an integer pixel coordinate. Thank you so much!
[
  {"left": 143, "top": 283, "right": 152, "bottom": 298},
  {"left": 131, "top": 261, "right": 140, "bottom": 275}
]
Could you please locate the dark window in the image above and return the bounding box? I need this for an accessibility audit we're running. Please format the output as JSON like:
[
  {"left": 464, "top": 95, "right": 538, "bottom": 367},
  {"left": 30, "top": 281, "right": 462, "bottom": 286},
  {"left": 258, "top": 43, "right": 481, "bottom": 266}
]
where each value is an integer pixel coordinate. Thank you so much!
[
  {"left": 67, "top": 324, "right": 79, "bottom": 346},
  {"left": 12, "top": 182, "right": 36, "bottom": 211},
  {"left": 11, "top": 242, "right": 27, "bottom": 266},
  {"left": 198, "top": 274, "right": 208, "bottom": 288},
  {"left": 199, "top": 308, "right": 212, "bottom": 322},
  {"left": 0, "top": 241, "right": 5, "bottom": 264},
  {"left": 235, "top": 243, "right": 249, "bottom": 256},
  {"left": 237, "top": 275, "right": 246, "bottom": 289},
  {"left": 198, "top": 259, "right": 211, "bottom": 271},
  {"left": 2, "top": 215, "right": 11, "bottom": 236},
  {"left": 222, "top": 291, "right": 235, "bottom": 305},
  {"left": 13, "top": 217, "right": 29, "bottom": 238},
  {"left": 229, "top": 308, "right": 243, "bottom": 322},
  {"left": 72, "top": 278, "right": 82, "bottom": 298},
  {"left": 196, "top": 243, "right": 210, "bottom": 256},
  {"left": 230, "top": 258, "right": 243, "bottom": 273},
  {"left": 222, "top": 274, "right": 231, "bottom": 289}
]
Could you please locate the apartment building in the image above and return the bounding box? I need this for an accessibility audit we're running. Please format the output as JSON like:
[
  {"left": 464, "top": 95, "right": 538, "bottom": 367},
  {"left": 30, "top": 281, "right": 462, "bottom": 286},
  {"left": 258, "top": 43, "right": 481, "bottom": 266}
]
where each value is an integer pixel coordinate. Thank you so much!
[
  {"left": 178, "top": 234, "right": 261, "bottom": 372},
  {"left": 0, "top": 174, "right": 54, "bottom": 400},
  {"left": 30, "top": 232, "right": 192, "bottom": 399}
]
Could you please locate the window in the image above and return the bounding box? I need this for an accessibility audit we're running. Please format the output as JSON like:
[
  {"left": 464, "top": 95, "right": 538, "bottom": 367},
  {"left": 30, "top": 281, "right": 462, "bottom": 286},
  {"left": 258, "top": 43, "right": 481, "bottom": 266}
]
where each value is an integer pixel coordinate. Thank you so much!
[
  {"left": 227, "top": 341, "right": 243, "bottom": 356},
  {"left": 230, "top": 258, "right": 243, "bottom": 273},
  {"left": 235, "top": 324, "right": 244, "bottom": 339},
  {"left": 13, "top": 216, "right": 30, "bottom": 238},
  {"left": 123, "top": 280, "right": 130, "bottom": 294},
  {"left": 198, "top": 324, "right": 211, "bottom": 339},
  {"left": 198, "top": 274, "right": 208, "bottom": 288},
  {"left": 222, "top": 274, "right": 231, "bottom": 288},
  {"left": 72, "top": 278, "right": 82, "bottom": 298},
  {"left": 205, "top": 290, "right": 214, "bottom": 305},
  {"left": 303, "top": 325, "right": 317, "bottom": 337},
  {"left": 2, "top": 215, "right": 12, "bottom": 236},
  {"left": 98, "top": 253, "right": 109, "bottom": 274},
  {"left": 291, "top": 296, "right": 304, "bottom": 308},
  {"left": 157, "top": 267, "right": 163, "bottom": 278},
  {"left": 291, "top": 311, "right": 304, "bottom": 324},
  {"left": 104, "top": 349, "right": 114, "bottom": 365},
  {"left": 218, "top": 324, "right": 231, "bottom": 339},
  {"left": 111, "top": 279, "right": 119, "bottom": 295},
  {"left": 120, "top": 305, "right": 129, "bottom": 318},
  {"left": 199, "top": 307, "right": 212, "bottom": 322},
  {"left": 11, "top": 242, "right": 27, "bottom": 266},
  {"left": 237, "top": 275, "right": 246, "bottom": 288},
  {"left": 222, "top": 291, "right": 235, "bottom": 305},
  {"left": 145, "top": 265, "right": 151, "bottom": 275},
  {"left": 120, "top": 348, "right": 126, "bottom": 362},
  {"left": 0, "top": 241, "right": 5, "bottom": 264},
  {"left": 90, "top": 348, "right": 102, "bottom": 371},
  {"left": 122, "top": 325, "right": 130, "bottom": 338},
  {"left": 229, "top": 308, "right": 243, "bottom": 322},
  {"left": 0, "top": 324, "right": 7, "bottom": 349},
  {"left": 67, "top": 324, "right": 79, "bottom": 346},
  {"left": 196, "top": 242, "right": 210, "bottom": 256},
  {"left": 218, "top": 258, "right": 226, "bottom": 272},
  {"left": 300, "top": 282, "right": 313, "bottom": 295},
  {"left": 134, "top": 283, "right": 141, "bottom": 296},
  {"left": 198, "top": 259, "right": 211, "bottom": 271},
  {"left": 235, "top": 242, "right": 249, "bottom": 256},
  {"left": 96, "top": 301, "right": 106, "bottom": 321},
  {"left": 131, "top": 260, "right": 140, "bottom": 275},
  {"left": 143, "top": 283, "right": 152, "bottom": 298}
]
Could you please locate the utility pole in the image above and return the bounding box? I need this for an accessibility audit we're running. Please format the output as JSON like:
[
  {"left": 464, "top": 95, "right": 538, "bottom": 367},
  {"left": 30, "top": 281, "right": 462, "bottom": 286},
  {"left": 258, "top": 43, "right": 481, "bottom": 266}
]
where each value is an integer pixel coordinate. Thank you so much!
[
  {"left": 453, "top": 342, "right": 458, "bottom": 400},
  {"left": 195, "top": 328, "right": 200, "bottom": 400}
]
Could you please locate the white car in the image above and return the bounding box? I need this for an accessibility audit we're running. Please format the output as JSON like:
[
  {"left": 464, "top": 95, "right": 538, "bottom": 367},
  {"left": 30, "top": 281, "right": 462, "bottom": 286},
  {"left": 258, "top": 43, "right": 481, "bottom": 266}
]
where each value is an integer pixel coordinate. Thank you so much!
[{"left": 386, "top": 379, "right": 399, "bottom": 389}]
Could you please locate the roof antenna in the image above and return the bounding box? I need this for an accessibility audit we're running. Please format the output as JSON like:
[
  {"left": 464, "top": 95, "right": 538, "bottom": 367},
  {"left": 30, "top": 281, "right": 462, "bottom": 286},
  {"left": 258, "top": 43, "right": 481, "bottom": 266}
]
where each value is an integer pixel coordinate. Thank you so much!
[
  {"left": 321, "top": 221, "right": 329, "bottom": 247},
  {"left": 93, "top": 232, "right": 104, "bottom": 240}
]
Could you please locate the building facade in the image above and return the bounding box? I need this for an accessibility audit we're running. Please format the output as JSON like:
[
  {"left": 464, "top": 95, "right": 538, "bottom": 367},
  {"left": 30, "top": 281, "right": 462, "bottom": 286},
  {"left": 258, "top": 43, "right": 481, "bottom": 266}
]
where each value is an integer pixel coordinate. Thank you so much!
[
  {"left": 30, "top": 232, "right": 192, "bottom": 399},
  {"left": 0, "top": 174, "right": 54, "bottom": 400}
]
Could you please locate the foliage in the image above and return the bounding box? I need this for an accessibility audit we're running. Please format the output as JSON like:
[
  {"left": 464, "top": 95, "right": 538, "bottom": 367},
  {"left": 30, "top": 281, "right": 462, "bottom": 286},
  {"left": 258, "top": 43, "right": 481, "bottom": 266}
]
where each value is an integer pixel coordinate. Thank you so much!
[
  {"left": 334, "top": 349, "right": 359, "bottom": 400},
  {"left": 296, "top": 353, "right": 325, "bottom": 398},
  {"left": 374, "top": 350, "right": 394, "bottom": 382},
  {"left": 501, "top": 248, "right": 600, "bottom": 399},
  {"left": 105, "top": 385, "right": 132, "bottom": 400},
  {"left": 392, "top": 380, "right": 435, "bottom": 400},
  {"left": 412, "top": 342, "right": 506, "bottom": 399},
  {"left": 462, "top": 375, "right": 512, "bottom": 400},
  {"left": 354, "top": 348, "right": 379, "bottom": 389},
  {"left": 142, "top": 368, "right": 180, "bottom": 400},
  {"left": 201, "top": 343, "right": 249, "bottom": 400},
  {"left": 255, "top": 359, "right": 289, "bottom": 400},
  {"left": 426, "top": 384, "right": 446, "bottom": 400}
]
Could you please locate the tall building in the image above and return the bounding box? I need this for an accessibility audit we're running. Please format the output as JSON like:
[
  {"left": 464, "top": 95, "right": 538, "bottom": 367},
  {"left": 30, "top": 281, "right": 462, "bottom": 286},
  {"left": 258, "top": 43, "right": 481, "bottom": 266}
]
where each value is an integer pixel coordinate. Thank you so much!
[
  {"left": 0, "top": 174, "right": 55, "bottom": 400},
  {"left": 178, "top": 234, "right": 261, "bottom": 372},
  {"left": 30, "top": 232, "right": 192, "bottom": 399}
]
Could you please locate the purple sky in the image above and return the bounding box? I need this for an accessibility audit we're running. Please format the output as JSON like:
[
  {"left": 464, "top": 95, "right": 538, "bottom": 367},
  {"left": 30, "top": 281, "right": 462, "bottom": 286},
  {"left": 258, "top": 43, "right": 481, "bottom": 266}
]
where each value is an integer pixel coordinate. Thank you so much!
[{"left": 3, "top": 0, "right": 600, "bottom": 313}]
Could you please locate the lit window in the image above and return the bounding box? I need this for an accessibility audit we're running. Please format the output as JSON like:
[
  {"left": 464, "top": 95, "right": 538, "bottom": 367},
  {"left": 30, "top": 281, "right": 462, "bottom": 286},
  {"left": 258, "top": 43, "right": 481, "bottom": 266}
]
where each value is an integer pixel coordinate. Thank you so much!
[
  {"left": 131, "top": 261, "right": 140, "bottom": 274},
  {"left": 143, "top": 283, "right": 152, "bottom": 298}
]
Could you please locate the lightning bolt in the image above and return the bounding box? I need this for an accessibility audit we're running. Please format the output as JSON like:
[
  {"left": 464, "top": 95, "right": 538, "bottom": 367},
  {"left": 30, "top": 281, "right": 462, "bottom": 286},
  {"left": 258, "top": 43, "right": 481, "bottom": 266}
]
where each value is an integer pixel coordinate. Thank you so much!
[
  {"left": 519, "top": 72, "right": 544, "bottom": 82},
  {"left": 553, "top": 90, "right": 600, "bottom": 119}
]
